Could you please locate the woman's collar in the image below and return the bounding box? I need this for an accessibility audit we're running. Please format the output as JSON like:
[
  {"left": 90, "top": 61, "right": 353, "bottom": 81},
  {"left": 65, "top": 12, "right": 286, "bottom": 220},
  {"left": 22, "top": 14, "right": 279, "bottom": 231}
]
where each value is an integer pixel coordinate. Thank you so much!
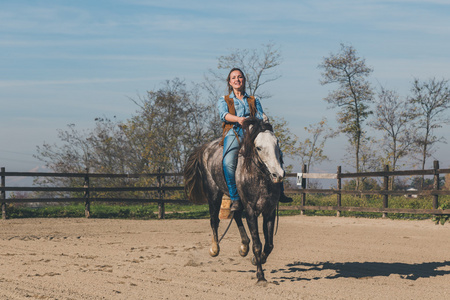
[{"left": 230, "top": 91, "right": 248, "bottom": 99}]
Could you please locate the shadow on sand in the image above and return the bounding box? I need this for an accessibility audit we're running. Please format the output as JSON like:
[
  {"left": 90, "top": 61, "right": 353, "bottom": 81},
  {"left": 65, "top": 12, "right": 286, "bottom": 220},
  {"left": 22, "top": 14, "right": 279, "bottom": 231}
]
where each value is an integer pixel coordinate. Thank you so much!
[{"left": 270, "top": 260, "right": 450, "bottom": 282}]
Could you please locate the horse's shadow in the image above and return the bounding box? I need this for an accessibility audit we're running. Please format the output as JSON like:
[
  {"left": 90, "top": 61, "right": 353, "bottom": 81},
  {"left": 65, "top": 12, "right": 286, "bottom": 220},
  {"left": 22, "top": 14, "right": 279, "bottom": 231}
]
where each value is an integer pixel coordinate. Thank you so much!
[{"left": 269, "top": 260, "right": 450, "bottom": 282}]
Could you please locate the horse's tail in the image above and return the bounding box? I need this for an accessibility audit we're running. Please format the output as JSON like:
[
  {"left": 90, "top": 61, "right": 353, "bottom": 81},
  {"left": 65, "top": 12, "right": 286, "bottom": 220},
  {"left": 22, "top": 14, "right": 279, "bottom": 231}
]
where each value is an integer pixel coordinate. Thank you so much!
[{"left": 183, "top": 144, "right": 208, "bottom": 204}]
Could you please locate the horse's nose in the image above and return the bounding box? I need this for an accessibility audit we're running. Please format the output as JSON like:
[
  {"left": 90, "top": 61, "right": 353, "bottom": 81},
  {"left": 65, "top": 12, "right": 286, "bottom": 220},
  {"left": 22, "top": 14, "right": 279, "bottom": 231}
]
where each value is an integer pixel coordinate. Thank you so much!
[{"left": 271, "top": 172, "right": 285, "bottom": 183}]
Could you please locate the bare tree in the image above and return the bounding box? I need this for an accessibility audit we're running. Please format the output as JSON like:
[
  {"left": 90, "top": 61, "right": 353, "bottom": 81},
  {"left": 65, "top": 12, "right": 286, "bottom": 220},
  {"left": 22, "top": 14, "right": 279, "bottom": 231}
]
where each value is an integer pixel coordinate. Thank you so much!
[
  {"left": 34, "top": 118, "right": 133, "bottom": 197},
  {"left": 125, "top": 78, "right": 212, "bottom": 174},
  {"left": 204, "top": 42, "right": 282, "bottom": 100},
  {"left": 35, "top": 123, "right": 98, "bottom": 174},
  {"left": 295, "top": 118, "right": 335, "bottom": 188},
  {"left": 201, "top": 43, "right": 282, "bottom": 139},
  {"left": 370, "top": 87, "right": 418, "bottom": 188},
  {"left": 200, "top": 73, "right": 223, "bottom": 139},
  {"left": 409, "top": 78, "right": 450, "bottom": 172},
  {"left": 319, "top": 43, "right": 374, "bottom": 179},
  {"left": 269, "top": 115, "right": 298, "bottom": 173},
  {"left": 297, "top": 118, "right": 334, "bottom": 172}
]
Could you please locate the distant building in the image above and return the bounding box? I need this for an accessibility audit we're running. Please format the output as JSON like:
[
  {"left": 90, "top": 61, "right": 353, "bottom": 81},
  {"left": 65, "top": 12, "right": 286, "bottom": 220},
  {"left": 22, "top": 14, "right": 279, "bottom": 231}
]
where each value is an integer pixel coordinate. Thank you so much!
[{"left": 404, "top": 188, "right": 418, "bottom": 198}]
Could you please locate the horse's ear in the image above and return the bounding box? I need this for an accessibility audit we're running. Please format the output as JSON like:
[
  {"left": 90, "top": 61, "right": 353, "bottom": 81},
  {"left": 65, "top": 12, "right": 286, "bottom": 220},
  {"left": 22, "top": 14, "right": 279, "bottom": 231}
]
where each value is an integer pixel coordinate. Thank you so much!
[
  {"left": 243, "top": 117, "right": 255, "bottom": 132},
  {"left": 262, "top": 113, "right": 270, "bottom": 124}
]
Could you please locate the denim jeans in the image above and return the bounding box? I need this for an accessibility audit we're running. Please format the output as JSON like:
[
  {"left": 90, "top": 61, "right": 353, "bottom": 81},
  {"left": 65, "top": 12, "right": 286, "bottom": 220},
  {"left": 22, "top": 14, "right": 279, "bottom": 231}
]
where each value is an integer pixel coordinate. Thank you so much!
[{"left": 222, "top": 127, "right": 243, "bottom": 201}]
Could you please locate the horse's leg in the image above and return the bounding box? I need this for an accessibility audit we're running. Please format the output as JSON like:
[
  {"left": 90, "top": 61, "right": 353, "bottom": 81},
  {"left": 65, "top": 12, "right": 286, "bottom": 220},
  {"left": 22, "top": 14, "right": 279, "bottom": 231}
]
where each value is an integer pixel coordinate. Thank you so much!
[
  {"left": 245, "top": 212, "right": 266, "bottom": 284},
  {"left": 232, "top": 210, "right": 250, "bottom": 257},
  {"left": 261, "top": 209, "right": 276, "bottom": 264},
  {"left": 209, "top": 198, "right": 221, "bottom": 257}
]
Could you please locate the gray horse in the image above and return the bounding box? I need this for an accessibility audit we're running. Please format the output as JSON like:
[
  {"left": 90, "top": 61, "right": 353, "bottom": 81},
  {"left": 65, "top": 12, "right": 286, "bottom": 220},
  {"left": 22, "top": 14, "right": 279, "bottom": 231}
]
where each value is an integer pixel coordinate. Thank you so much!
[{"left": 184, "top": 117, "right": 285, "bottom": 283}]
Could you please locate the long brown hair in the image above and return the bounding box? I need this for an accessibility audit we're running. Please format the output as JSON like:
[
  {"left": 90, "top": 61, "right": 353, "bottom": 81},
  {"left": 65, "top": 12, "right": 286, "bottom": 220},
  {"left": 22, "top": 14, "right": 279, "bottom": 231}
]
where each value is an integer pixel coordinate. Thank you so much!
[{"left": 226, "top": 68, "right": 246, "bottom": 94}]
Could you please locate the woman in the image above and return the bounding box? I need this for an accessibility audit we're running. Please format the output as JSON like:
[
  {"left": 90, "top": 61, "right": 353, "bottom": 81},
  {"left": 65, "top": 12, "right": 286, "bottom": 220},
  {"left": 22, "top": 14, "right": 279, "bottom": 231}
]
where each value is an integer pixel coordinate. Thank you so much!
[{"left": 217, "top": 68, "right": 292, "bottom": 212}]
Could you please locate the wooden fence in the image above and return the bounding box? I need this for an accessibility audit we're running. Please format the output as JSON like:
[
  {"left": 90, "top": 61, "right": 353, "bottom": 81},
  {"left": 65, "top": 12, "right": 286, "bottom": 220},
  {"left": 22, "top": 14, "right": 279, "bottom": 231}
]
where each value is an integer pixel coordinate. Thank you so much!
[
  {"left": 2, "top": 160, "right": 450, "bottom": 220},
  {"left": 0, "top": 167, "right": 185, "bottom": 220},
  {"left": 282, "top": 160, "right": 450, "bottom": 217}
]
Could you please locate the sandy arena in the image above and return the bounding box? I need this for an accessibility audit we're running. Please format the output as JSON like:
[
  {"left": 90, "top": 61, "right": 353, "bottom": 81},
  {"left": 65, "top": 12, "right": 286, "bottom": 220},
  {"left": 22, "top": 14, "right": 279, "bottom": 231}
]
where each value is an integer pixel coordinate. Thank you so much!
[{"left": 0, "top": 215, "right": 449, "bottom": 299}]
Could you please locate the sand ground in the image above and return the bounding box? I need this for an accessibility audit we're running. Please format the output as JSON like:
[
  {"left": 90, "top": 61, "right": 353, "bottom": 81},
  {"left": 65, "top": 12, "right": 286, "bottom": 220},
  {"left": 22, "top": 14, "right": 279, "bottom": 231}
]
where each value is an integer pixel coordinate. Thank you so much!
[{"left": 0, "top": 215, "right": 449, "bottom": 299}]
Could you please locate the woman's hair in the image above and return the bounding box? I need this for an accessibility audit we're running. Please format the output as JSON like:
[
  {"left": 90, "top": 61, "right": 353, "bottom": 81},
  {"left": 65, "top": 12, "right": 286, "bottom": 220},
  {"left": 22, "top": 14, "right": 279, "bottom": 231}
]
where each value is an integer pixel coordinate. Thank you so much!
[{"left": 227, "top": 68, "right": 246, "bottom": 94}]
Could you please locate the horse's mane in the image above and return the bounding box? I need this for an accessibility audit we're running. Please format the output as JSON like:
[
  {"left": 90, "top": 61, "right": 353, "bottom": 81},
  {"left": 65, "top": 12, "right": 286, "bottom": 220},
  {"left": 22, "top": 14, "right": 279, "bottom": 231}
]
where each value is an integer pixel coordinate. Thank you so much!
[{"left": 241, "top": 117, "right": 273, "bottom": 171}]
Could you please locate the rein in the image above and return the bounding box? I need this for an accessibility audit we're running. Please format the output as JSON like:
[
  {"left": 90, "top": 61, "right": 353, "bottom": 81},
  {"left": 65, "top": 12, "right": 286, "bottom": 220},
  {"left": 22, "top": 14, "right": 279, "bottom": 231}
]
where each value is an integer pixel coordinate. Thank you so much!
[
  {"left": 251, "top": 150, "right": 271, "bottom": 176},
  {"left": 240, "top": 132, "right": 275, "bottom": 179},
  {"left": 219, "top": 213, "right": 234, "bottom": 243}
]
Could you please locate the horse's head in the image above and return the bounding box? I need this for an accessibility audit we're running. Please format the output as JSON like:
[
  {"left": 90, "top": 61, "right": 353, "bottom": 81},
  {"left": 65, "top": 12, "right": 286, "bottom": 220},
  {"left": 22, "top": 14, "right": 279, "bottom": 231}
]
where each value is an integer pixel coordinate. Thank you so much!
[{"left": 242, "top": 117, "right": 285, "bottom": 183}]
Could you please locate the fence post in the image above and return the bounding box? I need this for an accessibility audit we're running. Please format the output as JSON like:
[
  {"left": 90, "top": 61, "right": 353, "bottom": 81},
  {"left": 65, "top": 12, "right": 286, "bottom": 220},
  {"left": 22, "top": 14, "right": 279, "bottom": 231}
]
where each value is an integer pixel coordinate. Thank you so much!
[
  {"left": 158, "top": 168, "right": 165, "bottom": 219},
  {"left": 382, "top": 165, "right": 389, "bottom": 218},
  {"left": 433, "top": 160, "right": 440, "bottom": 210},
  {"left": 1, "top": 167, "right": 6, "bottom": 220},
  {"left": 336, "top": 166, "right": 341, "bottom": 217},
  {"left": 300, "top": 164, "right": 307, "bottom": 215},
  {"left": 84, "top": 168, "right": 90, "bottom": 218}
]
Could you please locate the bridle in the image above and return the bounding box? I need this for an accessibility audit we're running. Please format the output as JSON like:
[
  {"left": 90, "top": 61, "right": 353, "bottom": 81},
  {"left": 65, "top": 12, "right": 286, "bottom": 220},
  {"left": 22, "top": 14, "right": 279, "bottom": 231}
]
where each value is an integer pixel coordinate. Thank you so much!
[{"left": 242, "top": 130, "right": 282, "bottom": 179}]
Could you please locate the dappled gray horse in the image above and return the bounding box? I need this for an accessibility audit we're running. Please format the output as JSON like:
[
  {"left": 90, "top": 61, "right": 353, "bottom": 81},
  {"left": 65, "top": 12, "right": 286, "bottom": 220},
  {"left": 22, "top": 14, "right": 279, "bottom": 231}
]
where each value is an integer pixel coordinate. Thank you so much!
[{"left": 184, "top": 117, "right": 285, "bottom": 283}]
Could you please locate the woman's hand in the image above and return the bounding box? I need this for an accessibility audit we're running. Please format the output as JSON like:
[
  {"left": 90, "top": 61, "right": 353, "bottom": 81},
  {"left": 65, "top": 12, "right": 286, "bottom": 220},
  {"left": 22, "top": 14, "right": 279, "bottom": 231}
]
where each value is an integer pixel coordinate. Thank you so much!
[
  {"left": 224, "top": 114, "right": 246, "bottom": 126},
  {"left": 237, "top": 116, "right": 246, "bottom": 126}
]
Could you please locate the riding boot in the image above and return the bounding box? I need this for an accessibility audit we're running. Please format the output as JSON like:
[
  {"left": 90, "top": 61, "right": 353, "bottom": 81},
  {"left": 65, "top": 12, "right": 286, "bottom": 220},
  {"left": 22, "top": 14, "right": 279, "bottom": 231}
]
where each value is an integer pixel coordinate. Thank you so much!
[
  {"left": 230, "top": 200, "right": 243, "bottom": 212},
  {"left": 279, "top": 193, "right": 293, "bottom": 203},
  {"left": 279, "top": 182, "right": 293, "bottom": 203}
]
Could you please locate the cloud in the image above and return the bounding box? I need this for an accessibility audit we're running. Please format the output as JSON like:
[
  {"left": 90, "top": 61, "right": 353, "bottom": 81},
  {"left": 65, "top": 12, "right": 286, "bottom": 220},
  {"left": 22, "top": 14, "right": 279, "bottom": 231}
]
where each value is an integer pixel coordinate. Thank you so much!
[
  {"left": 0, "top": 77, "right": 160, "bottom": 88},
  {"left": 0, "top": 4, "right": 94, "bottom": 35}
]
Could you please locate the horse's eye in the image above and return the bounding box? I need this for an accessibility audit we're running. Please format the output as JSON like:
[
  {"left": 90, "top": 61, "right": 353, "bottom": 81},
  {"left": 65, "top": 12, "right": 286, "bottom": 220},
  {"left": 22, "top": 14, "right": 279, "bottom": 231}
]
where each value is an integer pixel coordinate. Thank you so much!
[{"left": 256, "top": 147, "right": 262, "bottom": 151}]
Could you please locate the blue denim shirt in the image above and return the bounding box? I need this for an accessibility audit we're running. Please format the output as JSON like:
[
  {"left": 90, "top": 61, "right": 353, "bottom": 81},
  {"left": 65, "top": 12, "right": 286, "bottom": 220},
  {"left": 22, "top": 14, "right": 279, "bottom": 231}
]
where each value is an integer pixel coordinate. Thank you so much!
[{"left": 217, "top": 92, "right": 264, "bottom": 127}]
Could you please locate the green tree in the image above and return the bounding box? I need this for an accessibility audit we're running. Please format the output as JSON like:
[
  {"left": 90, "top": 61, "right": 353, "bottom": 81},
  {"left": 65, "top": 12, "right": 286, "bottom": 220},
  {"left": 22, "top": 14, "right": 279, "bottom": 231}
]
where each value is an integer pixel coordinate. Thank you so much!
[
  {"left": 342, "top": 178, "right": 381, "bottom": 191},
  {"left": 319, "top": 44, "right": 374, "bottom": 179},
  {"left": 123, "top": 79, "right": 213, "bottom": 174}
]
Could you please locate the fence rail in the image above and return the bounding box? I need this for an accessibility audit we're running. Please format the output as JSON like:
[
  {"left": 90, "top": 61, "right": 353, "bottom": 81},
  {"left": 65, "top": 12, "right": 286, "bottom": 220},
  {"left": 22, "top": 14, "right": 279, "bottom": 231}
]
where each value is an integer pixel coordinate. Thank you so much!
[
  {"left": 287, "top": 160, "right": 450, "bottom": 217},
  {"left": 0, "top": 167, "right": 180, "bottom": 219},
  {"left": 2, "top": 160, "right": 450, "bottom": 220}
]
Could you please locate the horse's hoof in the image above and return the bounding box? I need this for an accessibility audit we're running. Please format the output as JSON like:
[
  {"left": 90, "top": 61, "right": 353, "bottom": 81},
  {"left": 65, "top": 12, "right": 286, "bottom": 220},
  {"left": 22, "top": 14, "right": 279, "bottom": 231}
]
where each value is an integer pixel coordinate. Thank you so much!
[
  {"left": 251, "top": 256, "right": 257, "bottom": 266},
  {"left": 256, "top": 278, "right": 268, "bottom": 286},
  {"left": 209, "top": 244, "right": 220, "bottom": 257},
  {"left": 239, "top": 244, "right": 249, "bottom": 257}
]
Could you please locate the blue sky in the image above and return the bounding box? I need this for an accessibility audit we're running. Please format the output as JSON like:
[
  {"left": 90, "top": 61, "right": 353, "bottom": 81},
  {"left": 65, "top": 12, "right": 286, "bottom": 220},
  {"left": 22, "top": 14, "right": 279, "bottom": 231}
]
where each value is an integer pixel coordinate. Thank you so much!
[{"left": 1, "top": 0, "right": 450, "bottom": 175}]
